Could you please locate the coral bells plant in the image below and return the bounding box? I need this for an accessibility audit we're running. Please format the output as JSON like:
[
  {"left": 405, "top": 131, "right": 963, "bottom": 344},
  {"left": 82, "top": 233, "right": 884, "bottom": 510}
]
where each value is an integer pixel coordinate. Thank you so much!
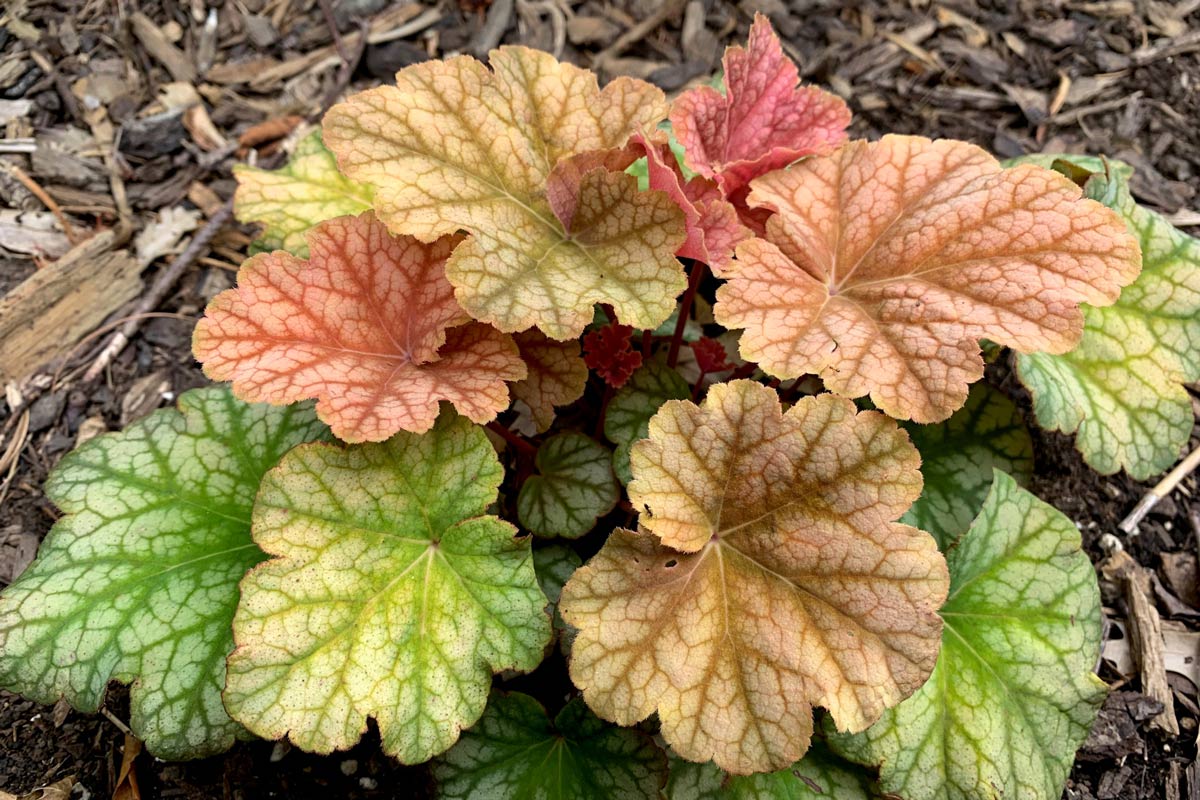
[{"left": 15, "top": 14, "right": 1200, "bottom": 800}]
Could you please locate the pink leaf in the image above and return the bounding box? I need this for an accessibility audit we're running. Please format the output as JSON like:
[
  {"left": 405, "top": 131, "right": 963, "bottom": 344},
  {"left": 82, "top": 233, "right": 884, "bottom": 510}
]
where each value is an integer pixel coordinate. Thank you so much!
[
  {"left": 632, "top": 132, "right": 750, "bottom": 273},
  {"left": 671, "top": 14, "right": 851, "bottom": 196}
]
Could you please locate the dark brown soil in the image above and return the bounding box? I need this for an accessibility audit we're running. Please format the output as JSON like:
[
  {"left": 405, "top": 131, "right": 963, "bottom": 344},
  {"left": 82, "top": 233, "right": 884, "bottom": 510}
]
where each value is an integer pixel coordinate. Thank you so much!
[{"left": 1, "top": 1, "right": 1197, "bottom": 798}]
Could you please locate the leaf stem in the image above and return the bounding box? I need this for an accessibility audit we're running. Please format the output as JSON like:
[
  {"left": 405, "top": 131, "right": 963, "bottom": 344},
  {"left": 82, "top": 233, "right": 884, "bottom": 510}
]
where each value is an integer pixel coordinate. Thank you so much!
[
  {"left": 729, "top": 361, "right": 758, "bottom": 381},
  {"left": 667, "top": 260, "right": 706, "bottom": 368},
  {"left": 487, "top": 421, "right": 537, "bottom": 457}
]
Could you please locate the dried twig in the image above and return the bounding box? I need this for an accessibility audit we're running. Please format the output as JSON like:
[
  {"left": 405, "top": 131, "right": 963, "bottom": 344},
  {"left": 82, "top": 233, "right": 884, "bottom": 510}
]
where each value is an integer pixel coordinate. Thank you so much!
[
  {"left": 1120, "top": 442, "right": 1200, "bottom": 534},
  {"left": 592, "top": 0, "right": 686, "bottom": 68},
  {"left": 83, "top": 199, "right": 234, "bottom": 383},
  {"left": 6, "top": 163, "right": 83, "bottom": 246}
]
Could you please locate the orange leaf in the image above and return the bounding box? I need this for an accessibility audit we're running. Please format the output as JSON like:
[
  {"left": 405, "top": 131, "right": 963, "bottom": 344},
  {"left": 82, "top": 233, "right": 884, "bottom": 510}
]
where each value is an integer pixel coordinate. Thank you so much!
[
  {"left": 560, "top": 381, "right": 947, "bottom": 774},
  {"left": 670, "top": 14, "right": 851, "bottom": 197},
  {"left": 324, "top": 48, "right": 687, "bottom": 339},
  {"left": 716, "top": 135, "right": 1142, "bottom": 422},
  {"left": 193, "top": 213, "right": 526, "bottom": 442},
  {"left": 511, "top": 330, "right": 588, "bottom": 434}
]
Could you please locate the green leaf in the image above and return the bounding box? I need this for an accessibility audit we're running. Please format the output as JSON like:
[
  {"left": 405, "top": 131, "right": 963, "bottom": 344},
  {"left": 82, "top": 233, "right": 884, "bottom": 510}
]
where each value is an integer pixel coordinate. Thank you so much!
[
  {"left": 829, "top": 471, "right": 1106, "bottom": 800},
  {"left": 518, "top": 433, "right": 619, "bottom": 539},
  {"left": 431, "top": 691, "right": 668, "bottom": 800},
  {"left": 1013, "top": 156, "right": 1200, "bottom": 479},
  {"left": 224, "top": 413, "right": 552, "bottom": 763},
  {"left": 0, "top": 387, "right": 328, "bottom": 759},
  {"left": 534, "top": 543, "right": 582, "bottom": 631},
  {"left": 665, "top": 743, "right": 878, "bottom": 799},
  {"left": 533, "top": 543, "right": 581, "bottom": 655},
  {"left": 901, "top": 383, "right": 1033, "bottom": 549},
  {"left": 603, "top": 358, "right": 690, "bottom": 484},
  {"left": 234, "top": 131, "right": 375, "bottom": 256}
]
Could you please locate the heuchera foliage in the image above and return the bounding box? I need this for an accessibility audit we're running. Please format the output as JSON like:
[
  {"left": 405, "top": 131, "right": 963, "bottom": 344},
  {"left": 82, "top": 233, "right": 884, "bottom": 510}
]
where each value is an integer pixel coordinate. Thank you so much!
[{"left": 6, "top": 14, "right": 1184, "bottom": 800}]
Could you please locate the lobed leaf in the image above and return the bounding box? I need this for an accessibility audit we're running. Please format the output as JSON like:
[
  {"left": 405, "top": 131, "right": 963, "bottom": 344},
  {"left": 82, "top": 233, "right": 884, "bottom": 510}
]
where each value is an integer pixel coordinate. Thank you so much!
[
  {"left": 830, "top": 471, "right": 1107, "bottom": 800},
  {"left": 510, "top": 330, "right": 588, "bottom": 433},
  {"left": 1014, "top": 157, "right": 1200, "bottom": 478},
  {"left": 665, "top": 743, "right": 878, "bottom": 799},
  {"left": 223, "top": 413, "right": 552, "bottom": 763},
  {"left": 194, "top": 213, "right": 526, "bottom": 443},
  {"left": 0, "top": 387, "right": 328, "bottom": 759},
  {"left": 716, "top": 135, "right": 1142, "bottom": 422},
  {"left": 902, "top": 383, "right": 1034, "bottom": 550},
  {"left": 670, "top": 14, "right": 851, "bottom": 197},
  {"left": 518, "top": 433, "right": 619, "bottom": 539},
  {"left": 234, "top": 131, "right": 374, "bottom": 256},
  {"left": 323, "top": 47, "right": 687, "bottom": 339},
  {"left": 562, "top": 381, "right": 948, "bottom": 775},
  {"left": 603, "top": 358, "right": 690, "bottom": 484},
  {"left": 432, "top": 691, "right": 668, "bottom": 799}
]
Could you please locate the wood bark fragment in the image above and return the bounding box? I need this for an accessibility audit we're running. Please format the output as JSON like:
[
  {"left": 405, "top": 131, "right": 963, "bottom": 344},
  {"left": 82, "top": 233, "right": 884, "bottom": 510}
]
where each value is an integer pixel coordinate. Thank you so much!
[
  {"left": 128, "top": 12, "right": 197, "bottom": 83},
  {"left": 1102, "top": 549, "right": 1182, "bottom": 735},
  {"left": 0, "top": 231, "right": 141, "bottom": 383}
]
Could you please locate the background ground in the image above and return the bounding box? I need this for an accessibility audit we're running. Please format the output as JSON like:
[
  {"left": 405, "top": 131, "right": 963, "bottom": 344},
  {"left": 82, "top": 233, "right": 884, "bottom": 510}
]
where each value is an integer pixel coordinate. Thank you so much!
[{"left": 0, "top": 1, "right": 1198, "bottom": 798}]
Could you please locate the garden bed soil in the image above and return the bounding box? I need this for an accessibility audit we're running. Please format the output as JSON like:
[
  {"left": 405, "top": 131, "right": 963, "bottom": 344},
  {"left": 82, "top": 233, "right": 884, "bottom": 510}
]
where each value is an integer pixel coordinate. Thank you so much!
[{"left": 1, "top": 1, "right": 1198, "bottom": 798}]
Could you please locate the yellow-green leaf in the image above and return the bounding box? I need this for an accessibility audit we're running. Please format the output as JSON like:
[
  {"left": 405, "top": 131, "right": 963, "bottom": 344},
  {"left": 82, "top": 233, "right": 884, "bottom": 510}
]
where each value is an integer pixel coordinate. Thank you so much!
[
  {"left": 234, "top": 131, "right": 374, "bottom": 256},
  {"left": 1014, "top": 157, "right": 1200, "bottom": 479},
  {"left": 223, "top": 413, "right": 552, "bottom": 763},
  {"left": 0, "top": 387, "right": 328, "bottom": 759},
  {"left": 829, "top": 471, "right": 1107, "bottom": 800}
]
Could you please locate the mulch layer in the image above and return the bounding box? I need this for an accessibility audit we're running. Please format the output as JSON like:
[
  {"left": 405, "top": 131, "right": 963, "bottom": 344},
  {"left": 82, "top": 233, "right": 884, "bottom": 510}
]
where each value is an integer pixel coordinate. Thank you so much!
[{"left": 1, "top": 1, "right": 1198, "bottom": 798}]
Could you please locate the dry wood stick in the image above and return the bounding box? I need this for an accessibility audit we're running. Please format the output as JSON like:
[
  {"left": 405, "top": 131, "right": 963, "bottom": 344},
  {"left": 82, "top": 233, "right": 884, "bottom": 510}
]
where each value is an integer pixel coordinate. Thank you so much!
[
  {"left": 83, "top": 199, "right": 234, "bottom": 383},
  {"left": 1121, "top": 443, "right": 1200, "bottom": 534}
]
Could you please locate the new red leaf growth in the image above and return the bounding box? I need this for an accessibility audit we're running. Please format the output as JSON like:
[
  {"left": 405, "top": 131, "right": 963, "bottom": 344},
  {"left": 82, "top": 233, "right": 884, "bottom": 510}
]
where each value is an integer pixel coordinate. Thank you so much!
[{"left": 584, "top": 322, "right": 643, "bottom": 389}]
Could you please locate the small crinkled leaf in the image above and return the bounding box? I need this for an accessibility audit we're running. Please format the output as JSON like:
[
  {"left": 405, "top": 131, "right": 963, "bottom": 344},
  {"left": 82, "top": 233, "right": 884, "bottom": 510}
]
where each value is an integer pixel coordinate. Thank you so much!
[
  {"left": 902, "top": 383, "right": 1033, "bottom": 550},
  {"left": 603, "top": 358, "right": 690, "bottom": 484},
  {"left": 583, "top": 321, "right": 643, "bottom": 388},
  {"left": 510, "top": 330, "right": 588, "bottom": 433},
  {"left": 829, "top": 471, "right": 1107, "bottom": 800},
  {"left": 432, "top": 691, "right": 668, "bottom": 799},
  {"left": 518, "top": 433, "right": 619, "bottom": 539},
  {"left": 562, "top": 381, "right": 949, "bottom": 775},
  {"left": 716, "top": 135, "right": 1142, "bottom": 423},
  {"left": 234, "top": 131, "right": 374, "bottom": 256},
  {"left": 632, "top": 132, "right": 750, "bottom": 271},
  {"left": 665, "top": 743, "right": 878, "bottom": 799},
  {"left": 670, "top": 14, "right": 850, "bottom": 197},
  {"left": 1014, "top": 157, "right": 1200, "bottom": 479},
  {"left": 0, "top": 387, "right": 328, "bottom": 760},
  {"left": 324, "top": 47, "right": 687, "bottom": 339},
  {"left": 194, "top": 213, "right": 525, "bottom": 442},
  {"left": 223, "top": 413, "right": 552, "bottom": 763}
]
